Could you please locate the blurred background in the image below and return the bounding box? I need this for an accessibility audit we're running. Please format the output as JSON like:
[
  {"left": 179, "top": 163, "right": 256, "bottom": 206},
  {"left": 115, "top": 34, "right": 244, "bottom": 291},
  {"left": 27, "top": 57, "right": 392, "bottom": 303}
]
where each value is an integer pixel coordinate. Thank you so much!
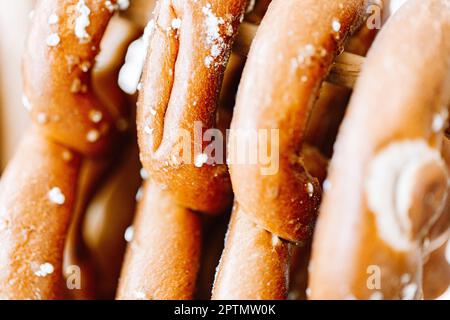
[{"left": 0, "top": 0, "right": 33, "bottom": 170}]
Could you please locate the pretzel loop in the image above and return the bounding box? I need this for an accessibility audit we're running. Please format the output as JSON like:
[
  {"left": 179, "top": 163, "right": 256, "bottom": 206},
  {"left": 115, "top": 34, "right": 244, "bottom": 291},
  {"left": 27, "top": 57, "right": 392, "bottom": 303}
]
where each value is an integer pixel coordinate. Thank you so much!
[
  {"left": 309, "top": 0, "right": 450, "bottom": 300},
  {"left": 229, "top": 0, "right": 366, "bottom": 242}
]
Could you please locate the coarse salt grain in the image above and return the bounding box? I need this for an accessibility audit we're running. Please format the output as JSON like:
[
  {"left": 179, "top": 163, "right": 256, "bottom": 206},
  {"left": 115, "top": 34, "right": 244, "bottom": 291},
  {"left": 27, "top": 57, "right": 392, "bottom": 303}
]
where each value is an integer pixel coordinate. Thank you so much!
[
  {"left": 202, "top": 3, "right": 227, "bottom": 68},
  {"left": 271, "top": 234, "right": 281, "bottom": 247},
  {"left": 140, "top": 168, "right": 149, "bottom": 180},
  {"left": 86, "top": 129, "right": 100, "bottom": 143},
  {"left": 75, "top": 0, "right": 91, "bottom": 42},
  {"left": 35, "top": 263, "right": 55, "bottom": 277},
  {"left": 22, "top": 95, "right": 32, "bottom": 111},
  {"left": 171, "top": 18, "right": 182, "bottom": 30},
  {"left": 48, "top": 187, "right": 65, "bottom": 205},
  {"left": 306, "top": 182, "right": 314, "bottom": 197},
  {"left": 89, "top": 110, "right": 103, "bottom": 123},
  {"left": 332, "top": 19, "right": 341, "bottom": 32},
  {"left": 62, "top": 150, "right": 73, "bottom": 162},
  {"left": 117, "top": 0, "right": 130, "bottom": 10},
  {"left": 37, "top": 113, "right": 48, "bottom": 124},
  {"left": 402, "top": 283, "right": 418, "bottom": 300},
  {"left": 46, "top": 33, "right": 60, "bottom": 47},
  {"left": 204, "top": 56, "right": 214, "bottom": 68},
  {"left": 124, "top": 226, "right": 134, "bottom": 242},
  {"left": 80, "top": 61, "right": 91, "bottom": 72},
  {"left": 48, "top": 14, "right": 59, "bottom": 25},
  {"left": 432, "top": 109, "right": 448, "bottom": 132},
  {"left": 195, "top": 153, "right": 208, "bottom": 168},
  {"left": 144, "top": 126, "right": 154, "bottom": 135},
  {"left": 135, "top": 187, "right": 143, "bottom": 201}
]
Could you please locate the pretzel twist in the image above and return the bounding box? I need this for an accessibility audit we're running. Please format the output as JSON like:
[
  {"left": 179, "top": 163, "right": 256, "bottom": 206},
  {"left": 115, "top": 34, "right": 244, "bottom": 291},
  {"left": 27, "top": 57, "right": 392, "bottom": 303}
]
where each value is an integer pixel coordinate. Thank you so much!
[
  {"left": 309, "top": 0, "right": 450, "bottom": 300},
  {"left": 0, "top": 0, "right": 128, "bottom": 299},
  {"left": 137, "top": 0, "right": 247, "bottom": 214},
  {"left": 212, "top": 0, "right": 367, "bottom": 300},
  {"left": 228, "top": 0, "right": 365, "bottom": 242},
  {"left": 117, "top": 0, "right": 248, "bottom": 300}
]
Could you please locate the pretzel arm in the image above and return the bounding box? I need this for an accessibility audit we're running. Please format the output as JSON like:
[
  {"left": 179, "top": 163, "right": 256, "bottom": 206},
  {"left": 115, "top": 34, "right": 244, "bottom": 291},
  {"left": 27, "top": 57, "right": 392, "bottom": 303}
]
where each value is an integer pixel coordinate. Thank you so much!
[
  {"left": 0, "top": 128, "right": 80, "bottom": 299},
  {"left": 117, "top": 182, "right": 202, "bottom": 300},
  {"left": 212, "top": 205, "right": 290, "bottom": 300}
]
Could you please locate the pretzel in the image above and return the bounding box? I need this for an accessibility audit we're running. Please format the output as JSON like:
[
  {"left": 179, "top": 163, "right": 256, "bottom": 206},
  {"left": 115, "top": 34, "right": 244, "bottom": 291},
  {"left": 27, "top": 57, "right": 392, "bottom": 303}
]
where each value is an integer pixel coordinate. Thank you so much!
[
  {"left": 212, "top": 0, "right": 368, "bottom": 300},
  {"left": 22, "top": 0, "right": 128, "bottom": 156},
  {"left": 309, "top": 0, "right": 450, "bottom": 300},
  {"left": 0, "top": 0, "right": 130, "bottom": 299},
  {"left": 63, "top": 12, "right": 147, "bottom": 300},
  {"left": 229, "top": 0, "right": 366, "bottom": 243},
  {"left": 117, "top": 0, "right": 248, "bottom": 300},
  {"left": 136, "top": 0, "right": 248, "bottom": 214}
]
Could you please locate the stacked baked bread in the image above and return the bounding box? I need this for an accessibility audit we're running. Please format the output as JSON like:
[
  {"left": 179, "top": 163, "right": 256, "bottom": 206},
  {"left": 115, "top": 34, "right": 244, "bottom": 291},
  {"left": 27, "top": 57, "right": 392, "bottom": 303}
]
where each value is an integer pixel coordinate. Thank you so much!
[{"left": 0, "top": 0, "right": 448, "bottom": 300}]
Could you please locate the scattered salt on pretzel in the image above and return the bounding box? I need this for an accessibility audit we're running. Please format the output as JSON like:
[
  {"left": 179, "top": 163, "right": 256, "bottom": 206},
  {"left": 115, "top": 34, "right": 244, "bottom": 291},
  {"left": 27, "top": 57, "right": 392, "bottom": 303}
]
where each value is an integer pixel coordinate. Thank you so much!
[
  {"left": 212, "top": 0, "right": 368, "bottom": 300},
  {"left": 309, "top": 0, "right": 450, "bottom": 300},
  {"left": 0, "top": 0, "right": 130, "bottom": 299},
  {"left": 117, "top": 0, "right": 248, "bottom": 300}
]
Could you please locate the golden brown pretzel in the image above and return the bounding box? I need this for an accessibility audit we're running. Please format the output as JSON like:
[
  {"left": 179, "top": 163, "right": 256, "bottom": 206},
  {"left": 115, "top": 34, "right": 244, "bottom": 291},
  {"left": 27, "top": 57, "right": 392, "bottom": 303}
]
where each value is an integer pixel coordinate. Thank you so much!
[
  {"left": 0, "top": 0, "right": 130, "bottom": 299},
  {"left": 0, "top": 128, "right": 80, "bottom": 299},
  {"left": 137, "top": 0, "right": 248, "bottom": 214},
  {"left": 117, "top": 182, "right": 202, "bottom": 300},
  {"left": 213, "top": 206, "right": 291, "bottom": 300},
  {"left": 23, "top": 0, "right": 124, "bottom": 156},
  {"left": 309, "top": 0, "right": 450, "bottom": 300},
  {"left": 228, "top": 0, "right": 366, "bottom": 243},
  {"left": 117, "top": 0, "right": 248, "bottom": 300},
  {"left": 212, "top": 0, "right": 367, "bottom": 300}
]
